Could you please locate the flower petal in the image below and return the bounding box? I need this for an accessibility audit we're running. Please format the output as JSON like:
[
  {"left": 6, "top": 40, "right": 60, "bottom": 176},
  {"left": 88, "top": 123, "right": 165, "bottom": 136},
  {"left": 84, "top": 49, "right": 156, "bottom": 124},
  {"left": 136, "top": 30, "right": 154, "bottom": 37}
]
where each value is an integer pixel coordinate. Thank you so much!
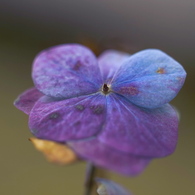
[
  {"left": 29, "top": 94, "right": 106, "bottom": 142},
  {"left": 14, "top": 87, "right": 43, "bottom": 114},
  {"left": 96, "top": 178, "right": 132, "bottom": 195},
  {"left": 29, "top": 137, "right": 78, "bottom": 165},
  {"left": 98, "top": 94, "right": 179, "bottom": 157},
  {"left": 112, "top": 49, "right": 186, "bottom": 108},
  {"left": 68, "top": 138, "right": 151, "bottom": 176},
  {"left": 98, "top": 50, "right": 130, "bottom": 82},
  {"left": 32, "top": 44, "right": 102, "bottom": 99}
]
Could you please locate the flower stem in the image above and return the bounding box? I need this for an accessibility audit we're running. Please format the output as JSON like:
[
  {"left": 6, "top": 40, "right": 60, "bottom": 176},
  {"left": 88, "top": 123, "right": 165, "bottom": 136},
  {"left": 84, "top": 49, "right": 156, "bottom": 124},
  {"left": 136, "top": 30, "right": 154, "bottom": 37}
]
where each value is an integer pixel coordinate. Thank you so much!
[{"left": 84, "top": 162, "right": 96, "bottom": 195}]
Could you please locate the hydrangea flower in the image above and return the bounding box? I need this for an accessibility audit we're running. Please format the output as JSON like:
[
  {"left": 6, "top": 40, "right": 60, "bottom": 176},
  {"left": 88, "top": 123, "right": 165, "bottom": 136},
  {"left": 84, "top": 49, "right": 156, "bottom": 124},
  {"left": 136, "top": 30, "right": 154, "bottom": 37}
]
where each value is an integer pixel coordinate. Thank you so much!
[{"left": 14, "top": 44, "right": 186, "bottom": 175}]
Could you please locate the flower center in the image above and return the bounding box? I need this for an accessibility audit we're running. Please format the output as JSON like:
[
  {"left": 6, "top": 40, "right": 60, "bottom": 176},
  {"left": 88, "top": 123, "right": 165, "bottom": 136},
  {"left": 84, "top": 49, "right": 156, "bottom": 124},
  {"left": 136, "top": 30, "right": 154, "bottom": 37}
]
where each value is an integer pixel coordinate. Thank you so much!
[{"left": 102, "top": 83, "right": 111, "bottom": 95}]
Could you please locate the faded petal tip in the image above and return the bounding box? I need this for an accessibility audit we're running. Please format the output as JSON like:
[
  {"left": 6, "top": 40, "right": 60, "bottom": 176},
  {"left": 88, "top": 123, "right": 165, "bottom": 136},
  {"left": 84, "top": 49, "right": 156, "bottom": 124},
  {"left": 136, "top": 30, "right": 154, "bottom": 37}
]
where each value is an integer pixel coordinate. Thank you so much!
[{"left": 29, "top": 137, "right": 78, "bottom": 165}]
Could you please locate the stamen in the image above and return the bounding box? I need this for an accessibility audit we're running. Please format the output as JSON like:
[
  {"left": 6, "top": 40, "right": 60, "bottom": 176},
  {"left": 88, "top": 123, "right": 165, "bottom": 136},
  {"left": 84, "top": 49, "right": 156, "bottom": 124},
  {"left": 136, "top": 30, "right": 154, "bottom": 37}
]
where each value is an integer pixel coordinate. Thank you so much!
[
  {"left": 102, "top": 83, "right": 111, "bottom": 95},
  {"left": 103, "top": 84, "right": 109, "bottom": 93}
]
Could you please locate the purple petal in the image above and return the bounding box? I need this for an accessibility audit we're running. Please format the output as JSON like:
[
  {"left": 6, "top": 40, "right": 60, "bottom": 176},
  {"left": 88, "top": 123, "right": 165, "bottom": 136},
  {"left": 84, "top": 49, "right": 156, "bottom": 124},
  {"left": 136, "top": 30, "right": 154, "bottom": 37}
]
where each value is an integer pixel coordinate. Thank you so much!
[
  {"left": 29, "top": 94, "right": 106, "bottom": 142},
  {"left": 32, "top": 44, "right": 102, "bottom": 99},
  {"left": 14, "top": 87, "right": 43, "bottom": 114},
  {"left": 68, "top": 138, "right": 151, "bottom": 176},
  {"left": 98, "top": 50, "right": 130, "bottom": 82},
  {"left": 98, "top": 94, "right": 179, "bottom": 157},
  {"left": 112, "top": 49, "right": 186, "bottom": 108},
  {"left": 96, "top": 178, "right": 132, "bottom": 195}
]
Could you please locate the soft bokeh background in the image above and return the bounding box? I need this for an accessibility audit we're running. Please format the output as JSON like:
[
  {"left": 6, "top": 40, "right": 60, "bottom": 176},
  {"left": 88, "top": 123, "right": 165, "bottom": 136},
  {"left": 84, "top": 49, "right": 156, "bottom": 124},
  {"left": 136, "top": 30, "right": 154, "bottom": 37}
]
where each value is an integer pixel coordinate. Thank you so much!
[{"left": 1, "top": 0, "right": 195, "bottom": 195}]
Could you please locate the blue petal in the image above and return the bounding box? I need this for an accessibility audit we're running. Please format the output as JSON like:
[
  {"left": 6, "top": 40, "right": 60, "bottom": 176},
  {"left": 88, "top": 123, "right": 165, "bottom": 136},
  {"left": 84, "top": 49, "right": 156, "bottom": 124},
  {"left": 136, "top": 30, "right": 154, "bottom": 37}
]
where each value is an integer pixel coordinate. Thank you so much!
[
  {"left": 112, "top": 49, "right": 186, "bottom": 108},
  {"left": 96, "top": 178, "right": 132, "bottom": 195}
]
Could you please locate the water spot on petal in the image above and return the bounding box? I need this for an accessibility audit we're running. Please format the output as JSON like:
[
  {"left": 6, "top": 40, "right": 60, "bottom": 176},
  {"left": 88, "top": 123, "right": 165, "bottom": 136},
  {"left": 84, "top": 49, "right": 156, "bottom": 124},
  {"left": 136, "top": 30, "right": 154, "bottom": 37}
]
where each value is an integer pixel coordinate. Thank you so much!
[
  {"left": 90, "top": 105, "right": 104, "bottom": 115},
  {"left": 156, "top": 67, "right": 165, "bottom": 74},
  {"left": 75, "top": 104, "right": 85, "bottom": 111},
  {"left": 113, "top": 107, "right": 117, "bottom": 112},
  {"left": 119, "top": 86, "right": 139, "bottom": 95},
  {"left": 49, "top": 112, "right": 60, "bottom": 119},
  {"left": 73, "top": 61, "right": 82, "bottom": 70},
  {"left": 74, "top": 121, "right": 81, "bottom": 126}
]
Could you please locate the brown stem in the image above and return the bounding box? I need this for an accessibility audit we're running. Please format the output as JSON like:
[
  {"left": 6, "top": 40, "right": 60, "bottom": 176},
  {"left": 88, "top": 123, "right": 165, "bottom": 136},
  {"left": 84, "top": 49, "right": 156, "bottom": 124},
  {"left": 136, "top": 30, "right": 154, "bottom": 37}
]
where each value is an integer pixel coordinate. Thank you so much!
[{"left": 84, "top": 162, "right": 96, "bottom": 195}]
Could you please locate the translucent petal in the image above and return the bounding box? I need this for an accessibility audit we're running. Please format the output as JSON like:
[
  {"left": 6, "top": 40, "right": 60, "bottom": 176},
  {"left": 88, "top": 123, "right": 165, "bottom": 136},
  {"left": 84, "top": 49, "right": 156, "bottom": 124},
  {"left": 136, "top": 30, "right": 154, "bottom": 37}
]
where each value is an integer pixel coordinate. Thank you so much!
[
  {"left": 68, "top": 138, "right": 151, "bottom": 175},
  {"left": 14, "top": 87, "right": 43, "bottom": 114},
  {"left": 96, "top": 178, "right": 132, "bottom": 195},
  {"left": 98, "top": 50, "right": 130, "bottom": 82},
  {"left": 32, "top": 44, "right": 102, "bottom": 99},
  {"left": 112, "top": 49, "right": 186, "bottom": 108},
  {"left": 98, "top": 94, "right": 179, "bottom": 157},
  {"left": 29, "top": 94, "right": 106, "bottom": 142}
]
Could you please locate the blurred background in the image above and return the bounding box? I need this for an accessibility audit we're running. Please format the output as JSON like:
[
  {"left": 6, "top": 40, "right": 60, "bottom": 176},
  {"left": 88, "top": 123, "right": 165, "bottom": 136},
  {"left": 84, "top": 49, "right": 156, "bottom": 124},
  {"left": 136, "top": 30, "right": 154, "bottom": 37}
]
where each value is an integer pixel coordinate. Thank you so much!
[{"left": 1, "top": 0, "right": 195, "bottom": 194}]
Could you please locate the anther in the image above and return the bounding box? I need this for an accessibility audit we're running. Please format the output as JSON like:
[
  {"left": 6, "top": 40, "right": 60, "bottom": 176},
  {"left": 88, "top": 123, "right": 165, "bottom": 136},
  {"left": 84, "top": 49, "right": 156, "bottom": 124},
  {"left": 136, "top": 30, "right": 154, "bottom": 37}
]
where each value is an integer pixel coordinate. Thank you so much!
[{"left": 103, "top": 84, "right": 109, "bottom": 93}]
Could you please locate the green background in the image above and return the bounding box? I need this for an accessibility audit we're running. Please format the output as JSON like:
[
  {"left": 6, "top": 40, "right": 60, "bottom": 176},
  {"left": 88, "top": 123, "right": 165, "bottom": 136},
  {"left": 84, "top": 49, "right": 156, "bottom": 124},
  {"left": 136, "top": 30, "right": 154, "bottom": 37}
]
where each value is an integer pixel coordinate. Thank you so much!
[{"left": 1, "top": 1, "right": 195, "bottom": 194}]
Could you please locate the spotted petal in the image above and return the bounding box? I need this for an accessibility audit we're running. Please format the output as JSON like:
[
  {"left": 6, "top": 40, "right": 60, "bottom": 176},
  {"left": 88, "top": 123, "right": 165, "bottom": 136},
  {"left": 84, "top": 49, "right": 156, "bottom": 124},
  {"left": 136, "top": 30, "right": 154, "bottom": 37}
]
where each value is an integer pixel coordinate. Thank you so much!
[
  {"left": 29, "top": 94, "right": 106, "bottom": 142},
  {"left": 112, "top": 49, "right": 186, "bottom": 108},
  {"left": 32, "top": 44, "right": 102, "bottom": 99},
  {"left": 14, "top": 87, "right": 43, "bottom": 114},
  {"left": 98, "top": 94, "right": 179, "bottom": 157},
  {"left": 98, "top": 50, "right": 130, "bottom": 82},
  {"left": 68, "top": 138, "right": 150, "bottom": 175}
]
